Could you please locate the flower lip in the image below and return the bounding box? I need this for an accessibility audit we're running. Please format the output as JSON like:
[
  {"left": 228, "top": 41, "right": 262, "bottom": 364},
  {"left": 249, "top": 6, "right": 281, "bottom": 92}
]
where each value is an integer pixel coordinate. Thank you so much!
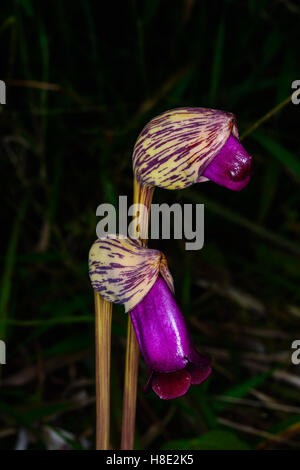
[
  {"left": 146, "top": 362, "right": 212, "bottom": 400},
  {"left": 151, "top": 369, "right": 191, "bottom": 400},
  {"left": 229, "top": 155, "right": 252, "bottom": 182},
  {"left": 202, "top": 134, "right": 252, "bottom": 191}
]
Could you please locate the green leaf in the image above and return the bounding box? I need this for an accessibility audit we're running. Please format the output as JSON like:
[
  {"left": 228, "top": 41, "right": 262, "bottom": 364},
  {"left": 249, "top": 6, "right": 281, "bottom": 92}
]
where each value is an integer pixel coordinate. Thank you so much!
[
  {"left": 17, "top": 0, "right": 34, "bottom": 17},
  {"left": 47, "top": 426, "right": 85, "bottom": 450},
  {"left": 0, "top": 192, "right": 30, "bottom": 338},
  {"left": 209, "top": 19, "right": 225, "bottom": 106},
  {"left": 213, "top": 369, "right": 275, "bottom": 412},
  {"left": 183, "top": 190, "right": 300, "bottom": 256},
  {"left": 252, "top": 131, "right": 300, "bottom": 179}
]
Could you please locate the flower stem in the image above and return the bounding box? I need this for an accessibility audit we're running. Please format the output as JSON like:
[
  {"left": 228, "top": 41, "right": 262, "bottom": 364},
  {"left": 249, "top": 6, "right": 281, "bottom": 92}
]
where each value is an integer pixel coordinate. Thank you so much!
[
  {"left": 121, "top": 315, "right": 140, "bottom": 450},
  {"left": 94, "top": 291, "right": 112, "bottom": 450},
  {"left": 121, "top": 179, "right": 154, "bottom": 450}
]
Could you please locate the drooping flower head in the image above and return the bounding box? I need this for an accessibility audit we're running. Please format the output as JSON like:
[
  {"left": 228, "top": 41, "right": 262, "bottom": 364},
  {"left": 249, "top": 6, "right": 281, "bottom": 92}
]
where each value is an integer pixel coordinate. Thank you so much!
[
  {"left": 133, "top": 107, "right": 252, "bottom": 191},
  {"left": 89, "top": 236, "right": 211, "bottom": 399}
]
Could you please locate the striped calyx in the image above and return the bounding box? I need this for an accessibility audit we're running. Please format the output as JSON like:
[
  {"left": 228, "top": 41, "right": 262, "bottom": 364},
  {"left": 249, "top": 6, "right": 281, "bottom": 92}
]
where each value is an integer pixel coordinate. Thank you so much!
[
  {"left": 89, "top": 235, "right": 174, "bottom": 312},
  {"left": 133, "top": 107, "right": 239, "bottom": 190}
]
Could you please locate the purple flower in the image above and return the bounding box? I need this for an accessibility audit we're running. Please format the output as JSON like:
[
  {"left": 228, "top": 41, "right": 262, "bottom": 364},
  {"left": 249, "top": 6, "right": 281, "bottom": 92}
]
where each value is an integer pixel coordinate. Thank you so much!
[
  {"left": 202, "top": 134, "right": 252, "bottom": 191},
  {"left": 133, "top": 107, "right": 253, "bottom": 191},
  {"left": 130, "top": 276, "right": 211, "bottom": 400}
]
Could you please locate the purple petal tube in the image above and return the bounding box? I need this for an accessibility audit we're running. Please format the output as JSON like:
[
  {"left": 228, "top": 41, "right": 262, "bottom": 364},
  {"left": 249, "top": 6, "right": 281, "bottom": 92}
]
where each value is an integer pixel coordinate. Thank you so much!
[
  {"left": 202, "top": 135, "right": 252, "bottom": 191},
  {"left": 130, "top": 276, "right": 211, "bottom": 400}
]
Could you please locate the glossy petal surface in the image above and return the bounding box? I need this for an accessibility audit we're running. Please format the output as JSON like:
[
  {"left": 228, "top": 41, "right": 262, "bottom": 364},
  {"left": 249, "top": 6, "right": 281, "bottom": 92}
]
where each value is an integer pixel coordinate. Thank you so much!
[
  {"left": 130, "top": 276, "right": 211, "bottom": 399},
  {"left": 203, "top": 135, "right": 252, "bottom": 190},
  {"left": 130, "top": 277, "right": 191, "bottom": 372},
  {"left": 151, "top": 370, "right": 191, "bottom": 400}
]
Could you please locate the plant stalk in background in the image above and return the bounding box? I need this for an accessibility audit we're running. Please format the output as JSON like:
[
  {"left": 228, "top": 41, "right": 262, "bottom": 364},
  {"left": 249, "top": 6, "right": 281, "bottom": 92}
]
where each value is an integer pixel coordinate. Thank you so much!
[
  {"left": 89, "top": 106, "right": 253, "bottom": 450},
  {"left": 89, "top": 235, "right": 211, "bottom": 438},
  {"left": 121, "top": 179, "right": 154, "bottom": 450},
  {"left": 94, "top": 291, "right": 112, "bottom": 449}
]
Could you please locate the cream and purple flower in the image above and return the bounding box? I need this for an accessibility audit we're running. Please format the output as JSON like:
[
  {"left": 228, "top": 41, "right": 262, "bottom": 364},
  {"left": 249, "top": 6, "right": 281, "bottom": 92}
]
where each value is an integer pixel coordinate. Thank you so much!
[
  {"left": 133, "top": 107, "right": 252, "bottom": 191},
  {"left": 89, "top": 107, "right": 253, "bottom": 401},
  {"left": 130, "top": 276, "right": 211, "bottom": 399},
  {"left": 89, "top": 236, "right": 211, "bottom": 400}
]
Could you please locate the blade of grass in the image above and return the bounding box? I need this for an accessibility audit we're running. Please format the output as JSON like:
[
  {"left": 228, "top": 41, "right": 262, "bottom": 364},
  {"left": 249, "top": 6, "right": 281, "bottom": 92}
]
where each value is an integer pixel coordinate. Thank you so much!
[
  {"left": 251, "top": 130, "right": 300, "bottom": 180},
  {"left": 209, "top": 19, "right": 225, "bottom": 106},
  {"left": 0, "top": 193, "right": 29, "bottom": 338},
  {"left": 212, "top": 369, "right": 275, "bottom": 412},
  {"left": 240, "top": 94, "right": 292, "bottom": 140},
  {"left": 182, "top": 190, "right": 300, "bottom": 256}
]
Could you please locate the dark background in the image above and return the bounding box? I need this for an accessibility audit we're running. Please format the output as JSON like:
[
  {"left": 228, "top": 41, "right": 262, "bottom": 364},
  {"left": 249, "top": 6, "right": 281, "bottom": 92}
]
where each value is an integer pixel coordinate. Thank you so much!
[{"left": 0, "top": 0, "right": 300, "bottom": 450}]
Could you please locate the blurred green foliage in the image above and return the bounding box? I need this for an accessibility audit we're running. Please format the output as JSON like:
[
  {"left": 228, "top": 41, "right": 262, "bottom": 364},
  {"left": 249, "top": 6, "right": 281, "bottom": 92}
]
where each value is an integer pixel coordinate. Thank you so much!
[{"left": 0, "top": 0, "right": 300, "bottom": 450}]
